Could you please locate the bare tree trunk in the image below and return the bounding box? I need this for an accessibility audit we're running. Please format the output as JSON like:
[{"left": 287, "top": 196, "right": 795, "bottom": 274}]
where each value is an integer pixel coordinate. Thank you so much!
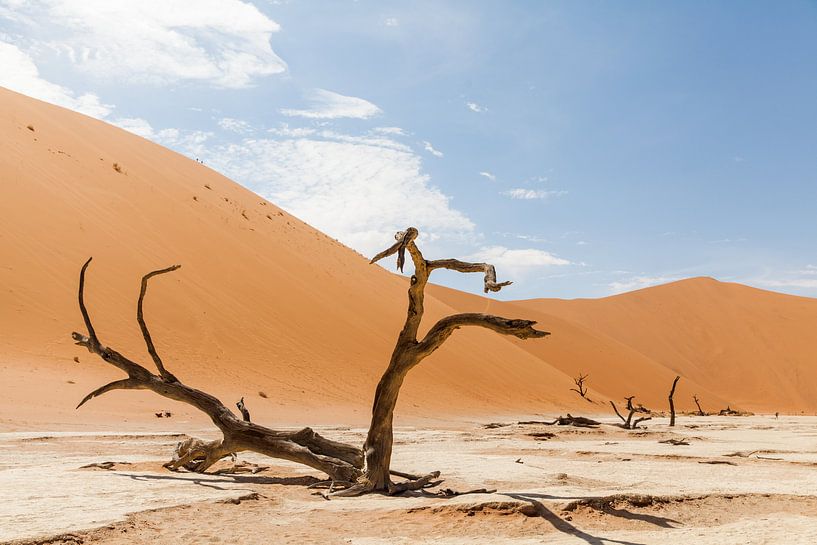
[
  {"left": 338, "top": 228, "right": 549, "bottom": 496},
  {"left": 668, "top": 376, "right": 680, "bottom": 427},
  {"left": 72, "top": 258, "right": 362, "bottom": 482},
  {"left": 693, "top": 394, "right": 706, "bottom": 416}
]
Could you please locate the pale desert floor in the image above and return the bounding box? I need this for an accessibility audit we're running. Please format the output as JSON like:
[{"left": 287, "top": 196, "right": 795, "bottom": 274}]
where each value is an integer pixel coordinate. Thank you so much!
[{"left": 3, "top": 415, "right": 817, "bottom": 544}]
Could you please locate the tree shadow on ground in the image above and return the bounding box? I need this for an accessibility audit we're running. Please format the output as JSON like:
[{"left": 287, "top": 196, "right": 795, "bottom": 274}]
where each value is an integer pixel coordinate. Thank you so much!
[
  {"left": 114, "top": 471, "right": 320, "bottom": 490},
  {"left": 504, "top": 493, "right": 654, "bottom": 545}
]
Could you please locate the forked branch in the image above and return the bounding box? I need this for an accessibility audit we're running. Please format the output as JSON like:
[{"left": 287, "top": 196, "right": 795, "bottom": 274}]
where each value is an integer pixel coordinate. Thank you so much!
[
  {"left": 137, "top": 265, "right": 181, "bottom": 383},
  {"left": 71, "top": 258, "right": 362, "bottom": 482},
  {"left": 570, "top": 373, "right": 589, "bottom": 399},
  {"left": 611, "top": 396, "right": 651, "bottom": 429}
]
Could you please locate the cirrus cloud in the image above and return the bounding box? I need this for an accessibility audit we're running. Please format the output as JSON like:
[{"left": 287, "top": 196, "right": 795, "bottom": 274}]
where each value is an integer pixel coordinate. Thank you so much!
[
  {"left": 0, "top": 41, "right": 112, "bottom": 118},
  {"left": 470, "top": 246, "right": 570, "bottom": 279},
  {"left": 3, "top": 0, "right": 286, "bottom": 88},
  {"left": 200, "top": 132, "right": 474, "bottom": 257},
  {"left": 503, "top": 188, "right": 567, "bottom": 200},
  {"left": 281, "top": 88, "right": 382, "bottom": 120}
]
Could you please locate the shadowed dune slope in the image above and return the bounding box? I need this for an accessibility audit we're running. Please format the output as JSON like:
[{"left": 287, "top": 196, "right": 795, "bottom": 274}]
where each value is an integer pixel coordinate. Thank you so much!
[{"left": 1, "top": 87, "right": 814, "bottom": 429}]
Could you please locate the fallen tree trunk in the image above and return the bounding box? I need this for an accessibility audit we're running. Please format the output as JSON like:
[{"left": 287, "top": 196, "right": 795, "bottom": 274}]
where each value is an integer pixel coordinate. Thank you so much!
[
  {"left": 72, "top": 258, "right": 362, "bottom": 482},
  {"left": 521, "top": 415, "right": 600, "bottom": 428}
]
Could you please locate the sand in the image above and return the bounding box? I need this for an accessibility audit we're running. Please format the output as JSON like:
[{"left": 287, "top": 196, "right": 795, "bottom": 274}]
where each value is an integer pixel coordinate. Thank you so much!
[
  {"left": 1, "top": 85, "right": 816, "bottom": 432},
  {"left": 3, "top": 87, "right": 817, "bottom": 542},
  {"left": 3, "top": 415, "right": 817, "bottom": 544}
]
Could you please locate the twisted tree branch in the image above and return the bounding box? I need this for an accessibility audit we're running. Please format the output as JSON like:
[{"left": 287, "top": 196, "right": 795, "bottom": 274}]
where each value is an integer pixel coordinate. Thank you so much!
[
  {"left": 427, "top": 259, "right": 512, "bottom": 293},
  {"left": 415, "top": 314, "right": 548, "bottom": 360},
  {"left": 369, "top": 228, "right": 418, "bottom": 273},
  {"left": 71, "top": 259, "right": 362, "bottom": 482}
]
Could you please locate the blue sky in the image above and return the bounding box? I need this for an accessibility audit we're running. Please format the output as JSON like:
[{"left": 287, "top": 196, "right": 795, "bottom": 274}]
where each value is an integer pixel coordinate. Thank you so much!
[{"left": 2, "top": 1, "right": 816, "bottom": 299}]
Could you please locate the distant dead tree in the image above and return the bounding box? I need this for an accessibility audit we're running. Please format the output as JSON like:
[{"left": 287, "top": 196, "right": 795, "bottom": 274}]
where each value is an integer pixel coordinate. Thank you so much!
[
  {"left": 719, "top": 406, "right": 741, "bottom": 416},
  {"left": 693, "top": 394, "right": 706, "bottom": 416},
  {"left": 72, "top": 258, "right": 362, "bottom": 481},
  {"left": 570, "top": 373, "right": 590, "bottom": 400},
  {"left": 668, "top": 376, "right": 680, "bottom": 427},
  {"left": 610, "top": 396, "right": 652, "bottom": 429},
  {"left": 337, "top": 227, "right": 549, "bottom": 496}
]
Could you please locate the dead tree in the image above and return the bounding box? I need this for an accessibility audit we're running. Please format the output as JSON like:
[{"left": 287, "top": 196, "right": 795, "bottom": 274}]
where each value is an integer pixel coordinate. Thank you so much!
[
  {"left": 236, "top": 397, "right": 250, "bottom": 422},
  {"left": 610, "top": 396, "right": 652, "bottom": 429},
  {"left": 338, "top": 228, "right": 549, "bottom": 496},
  {"left": 524, "top": 414, "right": 600, "bottom": 428},
  {"left": 668, "top": 375, "right": 680, "bottom": 427},
  {"left": 72, "top": 258, "right": 362, "bottom": 481},
  {"left": 570, "top": 373, "right": 590, "bottom": 400},
  {"left": 693, "top": 394, "right": 706, "bottom": 416}
]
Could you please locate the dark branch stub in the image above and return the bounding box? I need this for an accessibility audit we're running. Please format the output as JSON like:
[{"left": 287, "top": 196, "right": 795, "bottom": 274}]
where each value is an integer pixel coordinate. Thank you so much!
[
  {"left": 340, "top": 227, "right": 549, "bottom": 497},
  {"left": 237, "top": 397, "right": 251, "bottom": 422}
]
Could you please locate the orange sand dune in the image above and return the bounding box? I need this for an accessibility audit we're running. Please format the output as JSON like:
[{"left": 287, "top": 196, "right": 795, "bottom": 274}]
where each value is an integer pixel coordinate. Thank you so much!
[
  {"left": 513, "top": 279, "right": 817, "bottom": 413},
  {"left": 1, "top": 87, "right": 814, "bottom": 430}
]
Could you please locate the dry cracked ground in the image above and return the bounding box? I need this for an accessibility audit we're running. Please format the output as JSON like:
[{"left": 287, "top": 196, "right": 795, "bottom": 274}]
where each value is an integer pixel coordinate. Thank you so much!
[{"left": 3, "top": 416, "right": 817, "bottom": 544}]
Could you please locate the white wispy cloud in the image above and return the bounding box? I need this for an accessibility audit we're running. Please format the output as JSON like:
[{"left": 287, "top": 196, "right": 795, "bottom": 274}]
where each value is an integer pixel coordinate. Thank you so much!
[
  {"left": 471, "top": 246, "right": 570, "bottom": 278},
  {"left": 316, "top": 130, "right": 411, "bottom": 152},
  {"left": 111, "top": 117, "right": 156, "bottom": 138},
  {"left": 757, "top": 278, "right": 817, "bottom": 289},
  {"left": 4, "top": 0, "right": 286, "bottom": 88},
  {"left": 384, "top": 17, "right": 399, "bottom": 27},
  {"left": 502, "top": 188, "right": 567, "bottom": 200},
  {"left": 0, "top": 41, "right": 112, "bottom": 118},
  {"left": 218, "top": 117, "right": 252, "bottom": 133},
  {"left": 281, "top": 88, "right": 382, "bottom": 120},
  {"left": 111, "top": 116, "right": 211, "bottom": 154},
  {"left": 466, "top": 101, "right": 487, "bottom": 113},
  {"left": 267, "top": 124, "right": 317, "bottom": 138},
  {"left": 373, "top": 126, "right": 406, "bottom": 136},
  {"left": 608, "top": 275, "right": 680, "bottom": 294},
  {"left": 198, "top": 133, "right": 474, "bottom": 257},
  {"left": 751, "top": 265, "right": 817, "bottom": 291},
  {"left": 479, "top": 171, "right": 496, "bottom": 181},
  {"left": 422, "top": 140, "right": 443, "bottom": 158}
]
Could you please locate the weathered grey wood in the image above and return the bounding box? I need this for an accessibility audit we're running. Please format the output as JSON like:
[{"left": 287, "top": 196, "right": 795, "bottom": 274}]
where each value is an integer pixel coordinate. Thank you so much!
[
  {"left": 522, "top": 415, "right": 600, "bottom": 428},
  {"left": 237, "top": 397, "right": 250, "bottom": 422},
  {"left": 341, "top": 227, "right": 549, "bottom": 496},
  {"left": 72, "top": 258, "right": 362, "bottom": 481}
]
